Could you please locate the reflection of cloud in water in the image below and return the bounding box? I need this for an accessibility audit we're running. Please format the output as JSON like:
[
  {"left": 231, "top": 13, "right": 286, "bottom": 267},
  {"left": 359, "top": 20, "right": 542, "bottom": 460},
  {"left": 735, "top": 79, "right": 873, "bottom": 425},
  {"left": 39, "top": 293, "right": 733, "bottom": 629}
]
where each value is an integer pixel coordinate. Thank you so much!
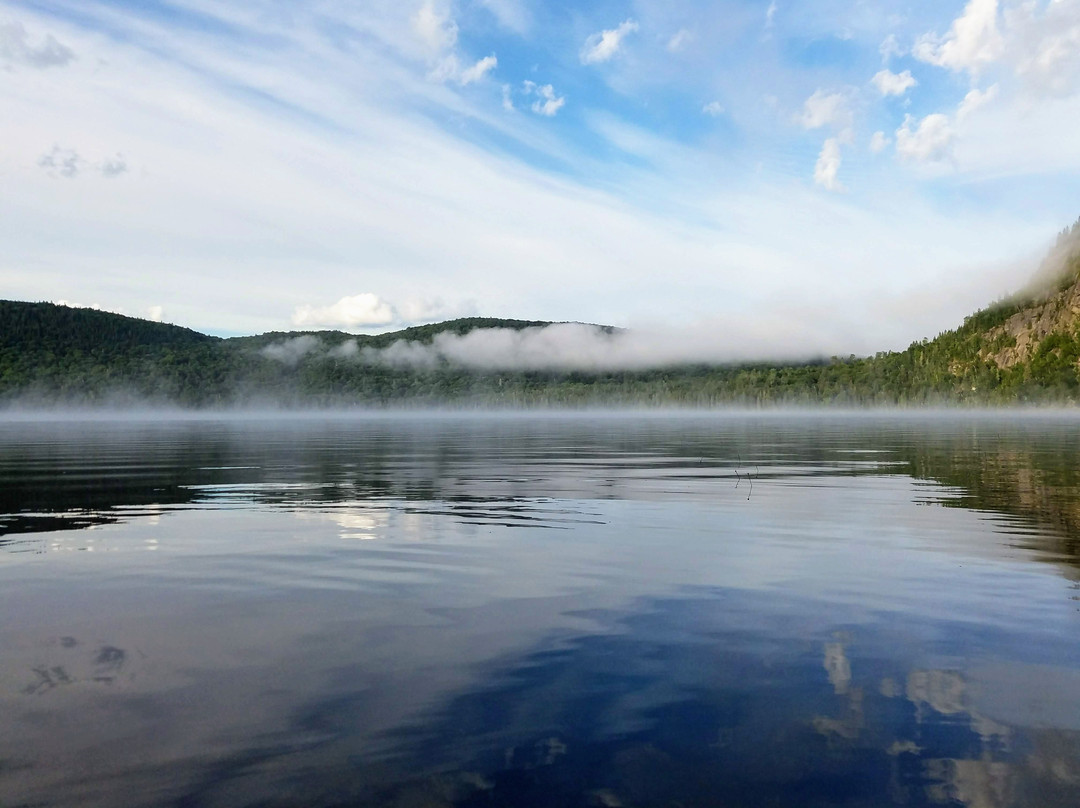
[
  {"left": 810, "top": 639, "right": 1071, "bottom": 808},
  {"left": 295, "top": 505, "right": 390, "bottom": 541},
  {"left": 814, "top": 639, "right": 863, "bottom": 741},
  {"left": 925, "top": 758, "right": 1013, "bottom": 808},
  {"left": 906, "top": 669, "right": 1011, "bottom": 748},
  {"left": 290, "top": 496, "right": 605, "bottom": 544},
  {"left": 824, "top": 640, "right": 851, "bottom": 695}
]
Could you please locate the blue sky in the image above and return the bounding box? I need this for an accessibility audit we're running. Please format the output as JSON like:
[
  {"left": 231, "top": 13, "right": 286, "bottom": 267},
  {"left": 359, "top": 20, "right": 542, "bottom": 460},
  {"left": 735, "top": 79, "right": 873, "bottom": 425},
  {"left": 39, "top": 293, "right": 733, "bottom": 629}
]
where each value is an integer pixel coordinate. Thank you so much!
[{"left": 2, "top": 0, "right": 1080, "bottom": 355}]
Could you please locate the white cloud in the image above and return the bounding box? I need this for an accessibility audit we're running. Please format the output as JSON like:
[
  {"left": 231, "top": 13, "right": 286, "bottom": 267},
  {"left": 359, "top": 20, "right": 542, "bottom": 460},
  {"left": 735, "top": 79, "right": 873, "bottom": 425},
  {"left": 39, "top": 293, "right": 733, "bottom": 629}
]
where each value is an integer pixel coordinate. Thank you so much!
[
  {"left": 292, "top": 293, "right": 396, "bottom": 329},
  {"left": 766, "top": 2, "right": 779, "bottom": 29},
  {"left": 702, "top": 100, "right": 725, "bottom": 116},
  {"left": 814, "top": 138, "right": 844, "bottom": 192},
  {"left": 523, "top": 81, "right": 565, "bottom": 116},
  {"left": 458, "top": 54, "right": 497, "bottom": 85},
  {"left": 1005, "top": 0, "right": 1080, "bottom": 97},
  {"left": 580, "top": 19, "right": 639, "bottom": 65},
  {"left": 913, "top": 0, "right": 1003, "bottom": 75},
  {"left": 415, "top": 0, "right": 496, "bottom": 89},
  {"left": 879, "top": 33, "right": 904, "bottom": 62},
  {"left": 501, "top": 83, "right": 514, "bottom": 111},
  {"left": 872, "top": 69, "right": 917, "bottom": 97},
  {"left": 869, "top": 131, "right": 891, "bottom": 154},
  {"left": 55, "top": 299, "right": 108, "bottom": 312},
  {"left": 0, "top": 20, "right": 75, "bottom": 68},
  {"left": 147, "top": 305, "right": 164, "bottom": 322},
  {"left": 796, "top": 90, "right": 852, "bottom": 131},
  {"left": 913, "top": 0, "right": 1080, "bottom": 96},
  {"left": 290, "top": 293, "right": 472, "bottom": 331},
  {"left": 957, "top": 84, "right": 999, "bottom": 120},
  {"left": 895, "top": 113, "right": 956, "bottom": 163},
  {"left": 411, "top": 0, "right": 458, "bottom": 53},
  {"left": 666, "top": 28, "right": 693, "bottom": 52}
]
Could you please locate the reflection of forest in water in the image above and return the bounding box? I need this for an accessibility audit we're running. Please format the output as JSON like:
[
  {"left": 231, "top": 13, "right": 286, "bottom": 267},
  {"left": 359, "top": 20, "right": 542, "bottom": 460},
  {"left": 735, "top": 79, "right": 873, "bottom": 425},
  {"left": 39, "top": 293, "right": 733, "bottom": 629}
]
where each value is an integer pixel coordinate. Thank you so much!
[
  {"left": 4, "top": 415, "right": 1080, "bottom": 570},
  {"left": 900, "top": 431, "right": 1080, "bottom": 574}
]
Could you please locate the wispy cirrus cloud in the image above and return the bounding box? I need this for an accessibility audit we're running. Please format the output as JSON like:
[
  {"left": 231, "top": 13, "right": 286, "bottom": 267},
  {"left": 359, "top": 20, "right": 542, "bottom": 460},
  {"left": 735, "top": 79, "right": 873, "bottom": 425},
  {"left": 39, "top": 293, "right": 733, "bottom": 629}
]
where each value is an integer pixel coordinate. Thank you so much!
[{"left": 1, "top": 0, "right": 1076, "bottom": 352}]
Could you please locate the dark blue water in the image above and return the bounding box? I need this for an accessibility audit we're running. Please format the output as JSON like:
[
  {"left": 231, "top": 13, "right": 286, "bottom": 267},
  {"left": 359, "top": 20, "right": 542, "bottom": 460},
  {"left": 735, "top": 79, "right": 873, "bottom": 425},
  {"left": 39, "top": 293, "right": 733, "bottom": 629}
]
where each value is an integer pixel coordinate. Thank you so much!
[{"left": 1, "top": 412, "right": 1079, "bottom": 807}]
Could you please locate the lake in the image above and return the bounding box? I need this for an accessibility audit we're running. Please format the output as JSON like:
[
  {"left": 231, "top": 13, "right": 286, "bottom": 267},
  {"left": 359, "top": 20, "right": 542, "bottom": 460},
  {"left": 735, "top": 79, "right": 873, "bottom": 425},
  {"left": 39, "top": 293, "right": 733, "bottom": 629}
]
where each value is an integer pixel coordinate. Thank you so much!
[{"left": 1, "top": 411, "right": 1079, "bottom": 808}]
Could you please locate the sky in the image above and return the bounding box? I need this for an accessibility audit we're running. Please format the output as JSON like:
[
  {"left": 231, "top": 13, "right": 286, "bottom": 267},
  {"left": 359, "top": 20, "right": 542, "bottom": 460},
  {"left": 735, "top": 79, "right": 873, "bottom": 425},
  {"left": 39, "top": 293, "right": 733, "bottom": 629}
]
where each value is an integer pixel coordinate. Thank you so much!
[{"left": 2, "top": 0, "right": 1080, "bottom": 356}]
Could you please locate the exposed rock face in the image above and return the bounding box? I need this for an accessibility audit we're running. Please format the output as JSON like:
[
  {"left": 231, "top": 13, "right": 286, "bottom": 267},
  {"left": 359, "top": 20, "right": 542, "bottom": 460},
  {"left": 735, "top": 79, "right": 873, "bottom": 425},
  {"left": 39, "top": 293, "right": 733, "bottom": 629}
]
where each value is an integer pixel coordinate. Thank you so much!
[
  {"left": 983, "top": 278, "right": 1080, "bottom": 369},
  {"left": 978, "top": 234, "right": 1080, "bottom": 371}
]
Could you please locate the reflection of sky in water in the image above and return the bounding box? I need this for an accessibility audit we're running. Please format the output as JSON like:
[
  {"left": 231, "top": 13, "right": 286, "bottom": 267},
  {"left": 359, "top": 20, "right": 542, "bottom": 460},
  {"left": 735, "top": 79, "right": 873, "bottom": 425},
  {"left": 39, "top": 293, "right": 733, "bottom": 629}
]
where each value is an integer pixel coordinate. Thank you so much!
[{"left": 1, "top": 414, "right": 1080, "bottom": 807}]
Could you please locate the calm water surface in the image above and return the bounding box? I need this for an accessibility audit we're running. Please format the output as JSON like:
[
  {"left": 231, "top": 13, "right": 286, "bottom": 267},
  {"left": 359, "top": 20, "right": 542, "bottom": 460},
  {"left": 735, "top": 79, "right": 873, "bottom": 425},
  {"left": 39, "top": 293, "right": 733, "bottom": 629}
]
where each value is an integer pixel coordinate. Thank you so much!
[{"left": 1, "top": 411, "right": 1079, "bottom": 808}]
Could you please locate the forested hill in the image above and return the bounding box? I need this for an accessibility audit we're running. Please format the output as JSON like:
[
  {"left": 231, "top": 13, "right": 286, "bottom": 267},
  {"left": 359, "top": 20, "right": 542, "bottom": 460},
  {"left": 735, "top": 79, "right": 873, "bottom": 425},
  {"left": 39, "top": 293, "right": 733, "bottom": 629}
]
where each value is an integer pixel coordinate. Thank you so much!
[
  {"left": 2, "top": 219, "right": 1080, "bottom": 408},
  {"left": 225, "top": 317, "right": 554, "bottom": 351},
  {"left": 893, "top": 215, "right": 1080, "bottom": 399},
  {"left": 0, "top": 300, "right": 213, "bottom": 354}
]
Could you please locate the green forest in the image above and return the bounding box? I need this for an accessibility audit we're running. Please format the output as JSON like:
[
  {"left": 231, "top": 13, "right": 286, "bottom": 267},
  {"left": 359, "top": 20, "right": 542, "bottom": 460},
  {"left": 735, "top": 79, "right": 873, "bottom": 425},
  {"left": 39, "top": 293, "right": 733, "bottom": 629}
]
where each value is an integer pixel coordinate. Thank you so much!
[{"left": 3, "top": 220, "right": 1079, "bottom": 408}]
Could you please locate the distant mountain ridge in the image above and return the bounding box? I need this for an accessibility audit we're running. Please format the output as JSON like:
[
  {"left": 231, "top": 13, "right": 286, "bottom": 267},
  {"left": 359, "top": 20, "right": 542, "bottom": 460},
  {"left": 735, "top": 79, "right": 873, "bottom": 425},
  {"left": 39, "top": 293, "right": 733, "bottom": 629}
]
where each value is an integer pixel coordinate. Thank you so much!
[
  {"left": 2, "top": 218, "right": 1079, "bottom": 406},
  {"left": 0, "top": 300, "right": 213, "bottom": 354}
]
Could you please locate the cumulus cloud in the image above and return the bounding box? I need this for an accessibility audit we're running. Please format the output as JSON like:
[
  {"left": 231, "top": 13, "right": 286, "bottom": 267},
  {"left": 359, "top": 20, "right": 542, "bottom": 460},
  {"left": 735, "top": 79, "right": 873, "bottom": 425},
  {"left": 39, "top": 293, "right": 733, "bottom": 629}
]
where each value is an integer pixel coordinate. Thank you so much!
[
  {"left": 580, "top": 19, "right": 639, "bottom": 65},
  {"left": 1005, "top": 0, "right": 1080, "bottom": 97},
  {"left": 55, "top": 299, "right": 107, "bottom": 311},
  {"left": 523, "top": 81, "right": 565, "bottom": 116},
  {"left": 913, "top": 0, "right": 1004, "bottom": 75},
  {"left": 814, "top": 138, "right": 844, "bottom": 192},
  {"left": 292, "top": 293, "right": 395, "bottom": 329},
  {"left": 913, "top": 0, "right": 1080, "bottom": 96},
  {"left": 702, "top": 100, "right": 725, "bottom": 116},
  {"left": 891, "top": 84, "right": 996, "bottom": 168},
  {"left": 37, "top": 145, "right": 83, "bottom": 178},
  {"left": 291, "top": 293, "right": 474, "bottom": 330},
  {"left": 872, "top": 69, "right": 917, "bottom": 97},
  {"left": 666, "top": 28, "right": 693, "bottom": 52},
  {"left": 796, "top": 90, "right": 853, "bottom": 131},
  {"left": 147, "top": 305, "right": 164, "bottom": 322},
  {"left": 411, "top": 0, "right": 458, "bottom": 52},
  {"left": 895, "top": 113, "right": 956, "bottom": 163},
  {"left": 0, "top": 20, "right": 75, "bottom": 68},
  {"left": 869, "top": 130, "right": 891, "bottom": 154},
  {"left": 957, "top": 84, "right": 999, "bottom": 120}
]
